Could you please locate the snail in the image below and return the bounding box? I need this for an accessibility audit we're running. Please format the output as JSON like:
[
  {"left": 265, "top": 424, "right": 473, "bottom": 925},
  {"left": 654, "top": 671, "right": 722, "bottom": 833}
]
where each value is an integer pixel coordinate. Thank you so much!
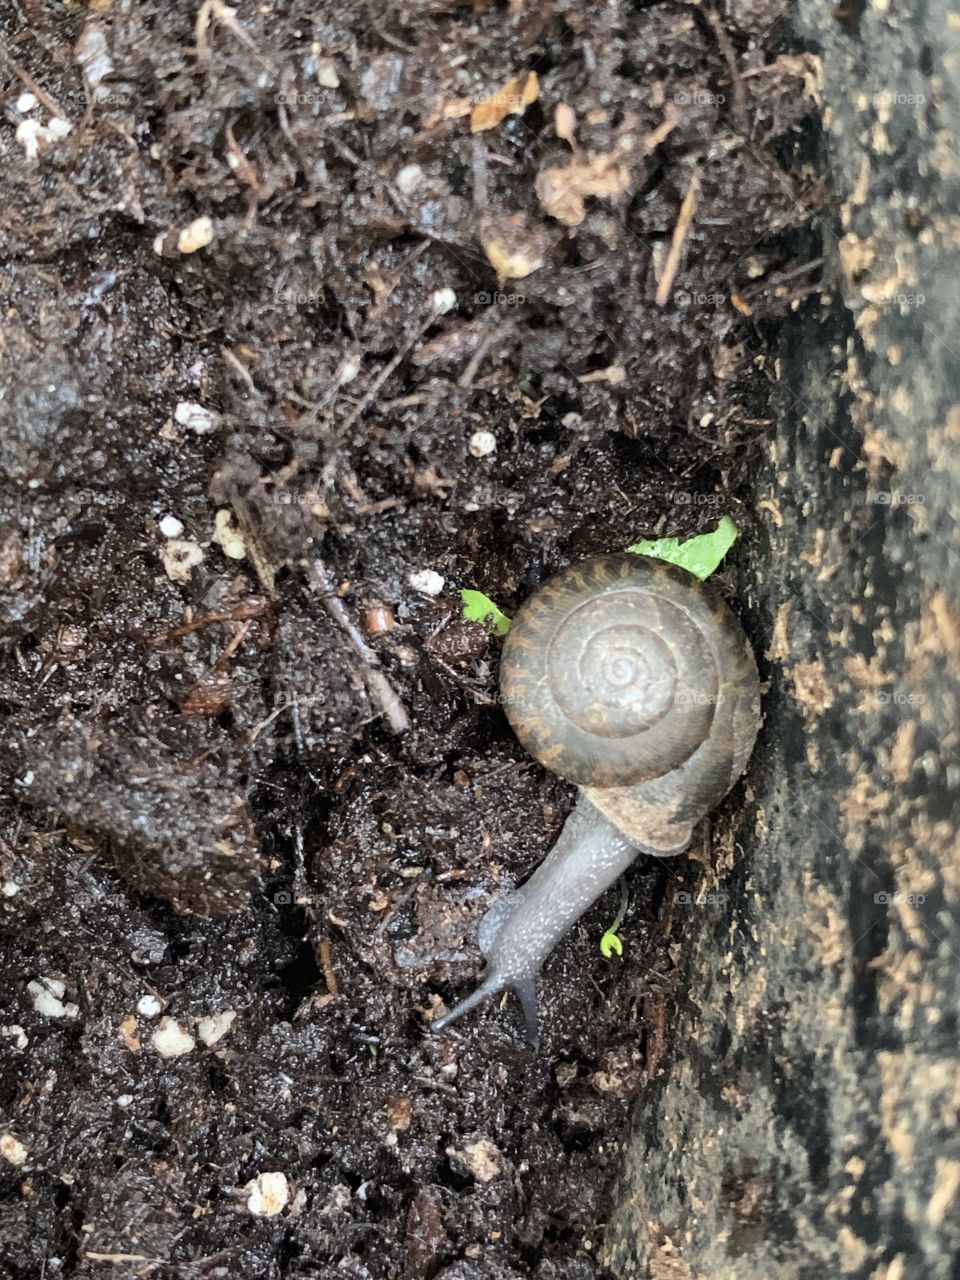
[{"left": 433, "top": 553, "right": 761, "bottom": 1046}]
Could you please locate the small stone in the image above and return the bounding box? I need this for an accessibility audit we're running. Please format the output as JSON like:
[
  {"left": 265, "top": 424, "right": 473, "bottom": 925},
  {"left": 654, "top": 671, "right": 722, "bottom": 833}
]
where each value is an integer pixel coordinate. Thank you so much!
[
  {"left": 245, "top": 1171, "right": 289, "bottom": 1217},
  {"left": 173, "top": 401, "right": 220, "bottom": 434},
  {"left": 395, "top": 164, "right": 423, "bottom": 195},
  {"left": 315, "top": 58, "right": 340, "bottom": 88},
  {"left": 212, "top": 509, "right": 246, "bottom": 560},
  {"left": 151, "top": 1016, "right": 196, "bottom": 1058},
  {"left": 197, "top": 1009, "right": 237, "bottom": 1047},
  {"left": 408, "top": 569, "right": 445, "bottom": 597},
  {"left": 2, "top": 880, "right": 20, "bottom": 897},
  {"left": 162, "top": 539, "right": 204, "bottom": 583},
  {"left": 176, "top": 215, "right": 215, "bottom": 254},
  {"left": 337, "top": 357, "right": 361, "bottom": 384},
  {"left": 118, "top": 1014, "right": 141, "bottom": 1052},
  {"left": 0, "top": 1135, "right": 27, "bottom": 1168},
  {"left": 47, "top": 118, "right": 72, "bottom": 139},
  {"left": 158, "top": 515, "right": 184, "bottom": 539},
  {"left": 385, "top": 1095, "right": 412, "bottom": 1132},
  {"left": 468, "top": 430, "right": 496, "bottom": 458},
  {"left": 15, "top": 92, "right": 38, "bottom": 114},
  {"left": 136, "top": 995, "right": 161, "bottom": 1018},
  {"left": 431, "top": 287, "right": 457, "bottom": 315},
  {"left": 15, "top": 120, "right": 44, "bottom": 160},
  {"left": 1, "top": 1025, "right": 27, "bottom": 1051},
  {"left": 447, "top": 1137, "right": 502, "bottom": 1182},
  {"left": 28, "top": 977, "right": 79, "bottom": 1020}
]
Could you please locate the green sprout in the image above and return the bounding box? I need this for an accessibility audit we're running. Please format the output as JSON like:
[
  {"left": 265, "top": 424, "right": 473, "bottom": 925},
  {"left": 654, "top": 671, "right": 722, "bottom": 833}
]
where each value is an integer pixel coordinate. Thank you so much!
[
  {"left": 460, "top": 517, "right": 738, "bottom": 635},
  {"left": 459, "top": 588, "right": 512, "bottom": 636},
  {"left": 629, "top": 514, "right": 739, "bottom": 581},
  {"left": 600, "top": 876, "right": 630, "bottom": 958}
]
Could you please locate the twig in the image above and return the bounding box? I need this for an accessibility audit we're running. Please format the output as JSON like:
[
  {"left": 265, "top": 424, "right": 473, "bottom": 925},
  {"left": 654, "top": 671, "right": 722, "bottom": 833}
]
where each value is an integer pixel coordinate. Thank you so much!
[
  {"left": 308, "top": 559, "right": 410, "bottom": 735},
  {"left": 0, "top": 45, "right": 67, "bottom": 119},
  {"left": 698, "top": 5, "right": 747, "bottom": 135},
  {"left": 318, "top": 938, "right": 338, "bottom": 995},
  {"left": 148, "top": 599, "right": 269, "bottom": 644},
  {"left": 655, "top": 166, "right": 701, "bottom": 307}
]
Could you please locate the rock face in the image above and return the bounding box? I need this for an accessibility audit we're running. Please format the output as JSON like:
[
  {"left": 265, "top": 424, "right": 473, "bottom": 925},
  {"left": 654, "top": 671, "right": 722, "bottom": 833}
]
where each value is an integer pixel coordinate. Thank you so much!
[{"left": 605, "top": 4, "right": 960, "bottom": 1276}]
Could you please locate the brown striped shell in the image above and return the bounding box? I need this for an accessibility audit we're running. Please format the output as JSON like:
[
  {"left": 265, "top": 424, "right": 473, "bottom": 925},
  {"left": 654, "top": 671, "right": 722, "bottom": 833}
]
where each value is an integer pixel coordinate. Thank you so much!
[{"left": 500, "top": 554, "right": 759, "bottom": 797}]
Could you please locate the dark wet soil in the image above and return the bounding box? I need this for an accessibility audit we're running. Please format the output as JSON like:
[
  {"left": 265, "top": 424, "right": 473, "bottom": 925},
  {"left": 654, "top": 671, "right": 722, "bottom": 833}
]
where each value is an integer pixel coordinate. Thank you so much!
[{"left": 0, "top": 1, "right": 823, "bottom": 1276}]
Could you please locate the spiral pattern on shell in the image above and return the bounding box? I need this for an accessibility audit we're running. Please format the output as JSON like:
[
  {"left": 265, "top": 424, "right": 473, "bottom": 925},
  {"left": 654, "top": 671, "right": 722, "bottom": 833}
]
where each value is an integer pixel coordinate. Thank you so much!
[{"left": 500, "top": 554, "right": 747, "bottom": 788}]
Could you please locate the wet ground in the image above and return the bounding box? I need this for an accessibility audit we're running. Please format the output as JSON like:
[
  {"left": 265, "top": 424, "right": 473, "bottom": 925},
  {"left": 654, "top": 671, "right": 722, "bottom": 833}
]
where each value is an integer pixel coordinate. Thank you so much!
[{"left": 0, "top": 1, "right": 822, "bottom": 1276}]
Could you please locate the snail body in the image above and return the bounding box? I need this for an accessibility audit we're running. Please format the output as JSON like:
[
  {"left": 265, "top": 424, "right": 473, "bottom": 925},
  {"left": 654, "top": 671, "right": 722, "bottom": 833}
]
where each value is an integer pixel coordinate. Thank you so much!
[{"left": 433, "top": 553, "right": 761, "bottom": 1045}]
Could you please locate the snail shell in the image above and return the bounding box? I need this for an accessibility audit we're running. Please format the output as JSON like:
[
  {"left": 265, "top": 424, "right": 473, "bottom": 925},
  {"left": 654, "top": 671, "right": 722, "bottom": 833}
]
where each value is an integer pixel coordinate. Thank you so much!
[
  {"left": 500, "top": 553, "right": 760, "bottom": 853},
  {"left": 433, "top": 552, "right": 761, "bottom": 1045}
]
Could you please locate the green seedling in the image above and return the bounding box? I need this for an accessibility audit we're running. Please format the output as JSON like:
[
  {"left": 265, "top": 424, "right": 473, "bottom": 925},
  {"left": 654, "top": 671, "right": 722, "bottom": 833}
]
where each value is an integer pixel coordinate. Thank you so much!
[
  {"left": 629, "top": 514, "right": 739, "bottom": 581},
  {"left": 600, "top": 876, "right": 630, "bottom": 958},
  {"left": 460, "top": 588, "right": 512, "bottom": 636}
]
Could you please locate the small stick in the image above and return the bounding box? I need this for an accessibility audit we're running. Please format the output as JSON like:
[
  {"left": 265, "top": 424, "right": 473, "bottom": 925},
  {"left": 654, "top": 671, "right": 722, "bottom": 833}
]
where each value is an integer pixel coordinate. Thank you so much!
[
  {"left": 655, "top": 166, "right": 701, "bottom": 307},
  {"left": 699, "top": 5, "right": 747, "bottom": 135},
  {"left": 318, "top": 938, "right": 338, "bottom": 995},
  {"left": 148, "top": 599, "right": 269, "bottom": 644},
  {"left": 0, "top": 46, "right": 67, "bottom": 119},
  {"left": 309, "top": 559, "right": 410, "bottom": 735}
]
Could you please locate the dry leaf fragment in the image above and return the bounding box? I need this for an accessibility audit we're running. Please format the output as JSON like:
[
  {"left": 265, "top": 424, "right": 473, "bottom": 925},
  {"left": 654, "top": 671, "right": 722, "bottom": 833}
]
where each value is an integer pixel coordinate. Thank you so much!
[
  {"left": 470, "top": 71, "right": 539, "bottom": 133},
  {"left": 535, "top": 113, "right": 675, "bottom": 227}
]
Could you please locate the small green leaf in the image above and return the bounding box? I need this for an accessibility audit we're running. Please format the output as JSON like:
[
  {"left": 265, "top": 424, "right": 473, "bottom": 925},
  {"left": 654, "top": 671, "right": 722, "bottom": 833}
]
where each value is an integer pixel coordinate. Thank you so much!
[
  {"left": 628, "top": 515, "right": 739, "bottom": 581},
  {"left": 460, "top": 588, "right": 512, "bottom": 636},
  {"left": 600, "top": 930, "right": 624, "bottom": 958}
]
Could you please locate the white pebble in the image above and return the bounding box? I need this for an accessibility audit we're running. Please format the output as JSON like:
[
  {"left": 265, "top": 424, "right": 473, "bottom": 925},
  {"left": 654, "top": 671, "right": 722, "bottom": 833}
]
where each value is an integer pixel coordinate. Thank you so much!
[
  {"left": 27, "top": 977, "right": 79, "bottom": 1020},
  {"left": 337, "top": 357, "right": 361, "bottom": 385},
  {"left": 212, "top": 509, "right": 246, "bottom": 560},
  {"left": 136, "top": 995, "right": 162, "bottom": 1019},
  {"left": 176, "top": 215, "right": 215, "bottom": 254},
  {"left": 2, "top": 880, "right": 20, "bottom": 897},
  {"left": 162, "top": 539, "right": 204, "bottom": 584},
  {"left": 408, "top": 569, "right": 445, "bottom": 597},
  {"left": 174, "top": 401, "right": 220, "bottom": 434},
  {"left": 468, "top": 430, "right": 496, "bottom": 458},
  {"left": 315, "top": 58, "right": 340, "bottom": 88},
  {"left": 47, "top": 118, "right": 72, "bottom": 139},
  {"left": 158, "top": 515, "right": 184, "bottom": 539},
  {"left": 245, "top": 1171, "right": 289, "bottom": 1217},
  {"left": 1, "top": 1025, "right": 27, "bottom": 1051},
  {"left": 0, "top": 1135, "right": 28, "bottom": 1168},
  {"left": 197, "top": 1009, "right": 237, "bottom": 1047},
  {"left": 431, "top": 287, "right": 457, "bottom": 315},
  {"left": 116, "top": 1094, "right": 134, "bottom": 1107},
  {"left": 15, "top": 92, "right": 38, "bottom": 114},
  {"left": 15, "top": 119, "right": 44, "bottom": 160},
  {"left": 150, "top": 1017, "right": 195, "bottom": 1058},
  {"left": 395, "top": 164, "right": 423, "bottom": 195}
]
